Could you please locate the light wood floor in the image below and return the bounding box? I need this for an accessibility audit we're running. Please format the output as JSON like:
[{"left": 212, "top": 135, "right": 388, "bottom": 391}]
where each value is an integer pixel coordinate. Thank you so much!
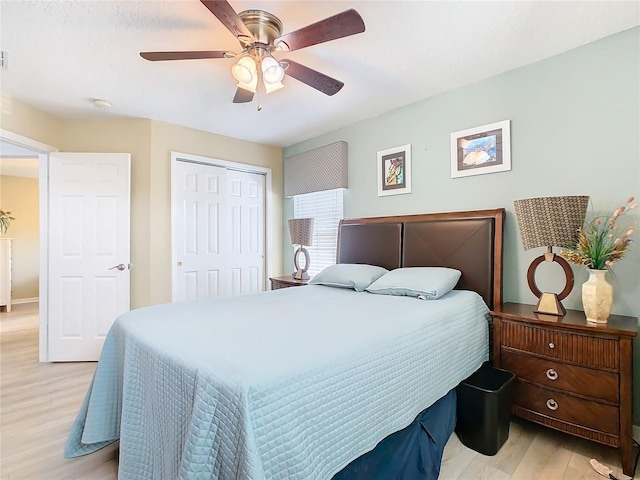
[{"left": 1, "top": 303, "right": 637, "bottom": 479}]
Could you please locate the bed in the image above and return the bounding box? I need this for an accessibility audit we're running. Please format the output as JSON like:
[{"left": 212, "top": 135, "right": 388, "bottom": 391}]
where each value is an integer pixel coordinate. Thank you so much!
[{"left": 65, "top": 208, "right": 505, "bottom": 479}]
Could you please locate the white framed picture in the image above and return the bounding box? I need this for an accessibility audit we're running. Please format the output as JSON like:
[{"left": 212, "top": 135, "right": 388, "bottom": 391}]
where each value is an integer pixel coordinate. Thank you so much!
[
  {"left": 451, "top": 120, "right": 511, "bottom": 178},
  {"left": 377, "top": 144, "right": 411, "bottom": 196}
]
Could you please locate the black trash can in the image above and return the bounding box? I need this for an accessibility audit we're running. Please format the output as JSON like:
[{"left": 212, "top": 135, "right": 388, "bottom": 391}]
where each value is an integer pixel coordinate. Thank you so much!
[{"left": 455, "top": 362, "right": 515, "bottom": 456}]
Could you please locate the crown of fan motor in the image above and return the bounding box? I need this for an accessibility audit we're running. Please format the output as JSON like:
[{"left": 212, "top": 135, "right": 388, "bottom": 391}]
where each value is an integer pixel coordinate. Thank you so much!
[{"left": 239, "top": 10, "right": 283, "bottom": 46}]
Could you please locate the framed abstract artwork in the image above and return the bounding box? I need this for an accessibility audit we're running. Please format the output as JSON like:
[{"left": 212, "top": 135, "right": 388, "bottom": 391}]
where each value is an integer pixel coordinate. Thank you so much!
[
  {"left": 451, "top": 120, "right": 511, "bottom": 178},
  {"left": 377, "top": 144, "right": 411, "bottom": 196}
]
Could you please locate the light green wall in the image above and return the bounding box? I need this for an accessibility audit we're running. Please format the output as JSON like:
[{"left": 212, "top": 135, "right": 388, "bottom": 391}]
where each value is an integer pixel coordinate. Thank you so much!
[{"left": 284, "top": 28, "right": 640, "bottom": 419}]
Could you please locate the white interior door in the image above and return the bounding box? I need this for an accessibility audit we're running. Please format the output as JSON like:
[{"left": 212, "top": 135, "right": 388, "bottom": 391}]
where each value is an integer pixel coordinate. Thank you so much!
[
  {"left": 227, "top": 169, "right": 265, "bottom": 295},
  {"left": 173, "top": 160, "right": 227, "bottom": 301},
  {"left": 172, "top": 160, "right": 265, "bottom": 301},
  {"left": 48, "top": 153, "right": 130, "bottom": 362}
]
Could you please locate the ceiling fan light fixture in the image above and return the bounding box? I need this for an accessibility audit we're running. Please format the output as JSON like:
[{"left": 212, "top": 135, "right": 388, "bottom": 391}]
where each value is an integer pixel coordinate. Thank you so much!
[
  {"left": 232, "top": 56, "right": 257, "bottom": 84},
  {"left": 237, "top": 77, "right": 258, "bottom": 94},
  {"left": 261, "top": 56, "right": 285, "bottom": 85},
  {"left": 139, "top": 3, "right": 366, "bottom": 104},
  {"left": 264, "top": 81, "right": 284, "bottom": 94}
]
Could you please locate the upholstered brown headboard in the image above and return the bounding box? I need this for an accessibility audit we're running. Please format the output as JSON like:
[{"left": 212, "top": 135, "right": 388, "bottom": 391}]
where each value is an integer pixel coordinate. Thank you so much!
[{"left": 336, "top": 209, "right": 505, "bottom": 309}]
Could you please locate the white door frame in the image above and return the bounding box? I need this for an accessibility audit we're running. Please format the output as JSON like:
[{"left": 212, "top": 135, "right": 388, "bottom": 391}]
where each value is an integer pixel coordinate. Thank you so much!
[
  {"left": 0, "top": 129, "right": 58, "bottom": 362},
  {"left": 170, "top": 151, "right": 272, "bottom": 301}
]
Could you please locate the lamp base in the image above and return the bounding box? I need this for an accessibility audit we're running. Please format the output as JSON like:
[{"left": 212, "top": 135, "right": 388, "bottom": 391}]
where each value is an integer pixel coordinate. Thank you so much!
[
  {"left": 292, "top": 269, "right": 309, "bottom": 281},
  {"left": 527, "top": 250, "right": 574, "bottom": 317},
  {"left": 534, "top": 292, "right": 566, "bottom": 316},
  {"left": 292, "top": 246, "right": 310, "bottom": 281}
]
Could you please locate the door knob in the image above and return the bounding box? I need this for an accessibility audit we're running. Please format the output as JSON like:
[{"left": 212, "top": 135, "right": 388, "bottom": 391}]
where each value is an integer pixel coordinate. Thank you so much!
[{"left": 109, "top": 263, "right": 126, "bottom": 271}]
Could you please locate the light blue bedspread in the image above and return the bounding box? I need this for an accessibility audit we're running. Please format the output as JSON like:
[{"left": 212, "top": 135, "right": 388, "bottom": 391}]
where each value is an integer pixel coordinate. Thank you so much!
[{"left": 65, "top": 286, "right": 489, "bottom": 479}]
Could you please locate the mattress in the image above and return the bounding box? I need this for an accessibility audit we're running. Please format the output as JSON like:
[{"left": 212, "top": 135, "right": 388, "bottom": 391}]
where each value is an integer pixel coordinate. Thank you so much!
[{"left": 65, "top": 285, "right": 490, "bottom": 479}]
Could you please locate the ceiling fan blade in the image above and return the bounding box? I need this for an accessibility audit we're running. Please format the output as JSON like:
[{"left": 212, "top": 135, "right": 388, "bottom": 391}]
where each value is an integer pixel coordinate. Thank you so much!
[
  {"left": 283, "top": 59, "right": 344, "bottom": 96},
  {"left": 233, "top": 87, "right": 255, "bottom": 103},
  {"left": 275, "top": 9, "right": 365, "bottom": 52},
  {"left": 200, "top": 0, "right": 253, "bottom": 41},
  {"left": 140, "top": 51, "right": 228, "bottom": 61}
]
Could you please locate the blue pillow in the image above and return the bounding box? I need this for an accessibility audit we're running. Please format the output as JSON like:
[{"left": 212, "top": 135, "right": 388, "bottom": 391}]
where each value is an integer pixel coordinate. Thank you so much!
[
  {"left": 309, "top": 264, "right": 389, "bottom": 292},
  {"left": 365, "top": 267, "right": 461, "bottom": 299}
]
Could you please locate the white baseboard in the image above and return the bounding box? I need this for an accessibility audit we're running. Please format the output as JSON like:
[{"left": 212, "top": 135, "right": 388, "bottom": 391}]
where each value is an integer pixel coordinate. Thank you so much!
[
  {"left": 12, "top": 297, "right": 39, "bottom": 305},
  {"left": 634, "top": 425, "right": 640, "bottom": 444}
]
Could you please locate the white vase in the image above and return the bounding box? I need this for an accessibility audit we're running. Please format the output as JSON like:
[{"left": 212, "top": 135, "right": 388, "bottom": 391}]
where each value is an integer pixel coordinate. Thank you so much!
[{"left": 582, "top": 269, "right": 613, "bottom": 323}]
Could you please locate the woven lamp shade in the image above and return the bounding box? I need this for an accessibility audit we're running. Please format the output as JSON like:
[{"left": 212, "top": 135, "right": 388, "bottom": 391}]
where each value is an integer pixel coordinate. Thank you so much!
[
  {"left": 514, "top": 196, "right": 589, "bottom": 250},
  {"left": 288, "top": 218, "right": 314, "bottom": 247}
]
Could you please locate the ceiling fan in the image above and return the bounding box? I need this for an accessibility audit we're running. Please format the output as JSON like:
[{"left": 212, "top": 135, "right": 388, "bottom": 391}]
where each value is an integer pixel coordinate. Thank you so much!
[{"left": 140, "top": 0, "right": 365, "bottom": 107}]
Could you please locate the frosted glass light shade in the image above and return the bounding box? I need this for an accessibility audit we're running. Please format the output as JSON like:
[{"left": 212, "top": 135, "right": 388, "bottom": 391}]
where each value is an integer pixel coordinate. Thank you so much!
[
  {"left": 261, "top": 56, "right": 284, "bottom": 84},
  {"left": 232, "top": 56, "right": 257, "bottom": 84},
  {"left": 264, "top": 81, "right": 284, "bottom": 94},
  {"left": 237, "top": 78, "right": 258, "bottom": 94}
]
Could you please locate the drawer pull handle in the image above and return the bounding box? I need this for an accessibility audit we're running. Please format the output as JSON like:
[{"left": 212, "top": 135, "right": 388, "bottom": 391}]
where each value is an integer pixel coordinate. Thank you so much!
[
  {"left": 546, "top": 369, "right": 559, "bottom": 381},
  {"left": 548, "top": 342, "right": 555, "bottom": 349},
  {"left": 546, "top": 399, "right": 558, "bottom": 411}
]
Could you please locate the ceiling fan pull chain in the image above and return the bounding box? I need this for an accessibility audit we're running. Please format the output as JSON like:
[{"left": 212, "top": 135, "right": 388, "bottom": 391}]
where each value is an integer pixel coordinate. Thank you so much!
[{"left": 257, "top": 67, "right": 264, "bottom": 111}]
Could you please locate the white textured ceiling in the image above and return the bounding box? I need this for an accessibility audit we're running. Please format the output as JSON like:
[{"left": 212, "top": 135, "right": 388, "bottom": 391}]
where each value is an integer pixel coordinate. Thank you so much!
[{"left": 1, "top": 1, "right": 638, "bottom": 148}]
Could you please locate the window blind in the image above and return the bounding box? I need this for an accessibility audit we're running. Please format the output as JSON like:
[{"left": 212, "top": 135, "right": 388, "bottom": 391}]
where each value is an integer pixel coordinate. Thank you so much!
[{"left": 293, "top": 189, "right": 344, "bottom": 277}]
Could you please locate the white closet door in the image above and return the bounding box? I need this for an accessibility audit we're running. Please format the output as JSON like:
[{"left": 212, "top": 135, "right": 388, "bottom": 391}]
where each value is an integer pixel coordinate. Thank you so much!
[
  {"left": 172, "top": 160, "right": 266, "bottom": 301},
  {"left": 172, "top": 161, "right": 228, "bottom": 301},
  {"left": 226, "top": 169, "right": 265, "bottom": 295}
]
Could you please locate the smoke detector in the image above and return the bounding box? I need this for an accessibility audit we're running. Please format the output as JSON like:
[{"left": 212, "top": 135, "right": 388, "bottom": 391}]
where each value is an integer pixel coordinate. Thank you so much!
[{"left": 92, "top": 99, "right": 112, "bottom": 110}]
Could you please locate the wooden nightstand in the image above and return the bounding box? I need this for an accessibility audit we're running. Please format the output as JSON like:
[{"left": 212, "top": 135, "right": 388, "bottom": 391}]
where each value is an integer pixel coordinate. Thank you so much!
[
  {"left": 491, "top": 302, "right": 638, "bottom": 476},
  {"left": 269, "top": 275, "right": 309, "bottom": 290}
]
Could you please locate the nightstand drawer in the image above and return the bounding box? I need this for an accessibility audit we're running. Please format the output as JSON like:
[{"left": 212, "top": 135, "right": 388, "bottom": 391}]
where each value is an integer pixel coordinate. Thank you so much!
[
  {"left": 501, "top": 350, "right": 618, "bottom": 403},
  {"left": 501, "top": 321, "right": 619, "bottom": 370},
  {"left": 514, "top": 381, "right": 619, "bottom": 435}
]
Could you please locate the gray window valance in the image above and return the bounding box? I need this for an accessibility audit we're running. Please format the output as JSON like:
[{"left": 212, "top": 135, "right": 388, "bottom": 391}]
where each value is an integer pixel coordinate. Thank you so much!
[{"left": 284, "top": 141, "right": 348, "bottom": 197}]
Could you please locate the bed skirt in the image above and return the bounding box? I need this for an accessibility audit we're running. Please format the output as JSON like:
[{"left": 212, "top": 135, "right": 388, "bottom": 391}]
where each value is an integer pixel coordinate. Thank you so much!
[{"left": 332, "top": 389, "right": 456, "bottom": 480}]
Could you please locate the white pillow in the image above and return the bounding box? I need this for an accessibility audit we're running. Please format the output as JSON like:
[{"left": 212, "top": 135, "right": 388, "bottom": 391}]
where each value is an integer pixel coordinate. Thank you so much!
[
  {"left": 309, "top": 264, "right": 389, "bottom": 292},
  {"left": 365, "top": 267, "right": 461, "bottom": 299}
]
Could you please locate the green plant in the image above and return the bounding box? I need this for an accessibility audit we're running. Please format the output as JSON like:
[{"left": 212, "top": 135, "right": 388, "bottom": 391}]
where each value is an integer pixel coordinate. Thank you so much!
[
  {"left": 560, "top": 197, "right": 637, "bottom": 270},
  {"left": 0, "top": 210, "right": 15, "bottom": 235}
]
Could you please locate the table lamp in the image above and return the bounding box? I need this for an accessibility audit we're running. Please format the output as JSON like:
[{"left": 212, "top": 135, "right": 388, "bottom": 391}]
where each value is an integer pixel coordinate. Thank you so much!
[
  {"left": 288, "top": 218, "right": 314, "bottom": 280},
  {"left": 513, "top": 195, "right": 589, "bottom": 316}
]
